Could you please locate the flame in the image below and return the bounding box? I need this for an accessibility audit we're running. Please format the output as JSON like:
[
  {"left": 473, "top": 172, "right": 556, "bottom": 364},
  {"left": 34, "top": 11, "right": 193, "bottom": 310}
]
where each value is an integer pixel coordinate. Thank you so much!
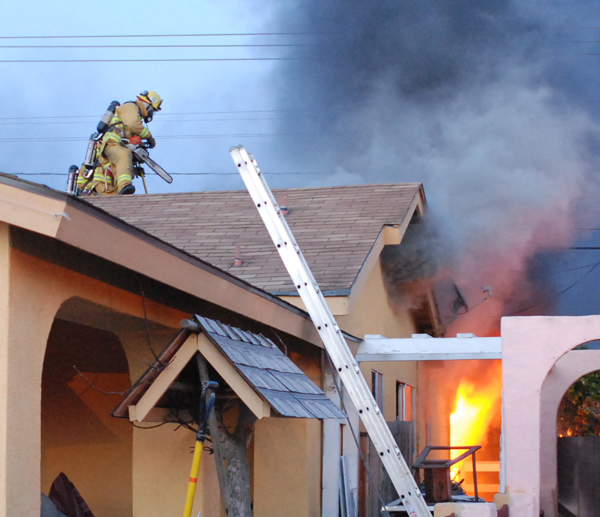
[{"left": 450, "top": 361, "right": 502, "bottom": 482}]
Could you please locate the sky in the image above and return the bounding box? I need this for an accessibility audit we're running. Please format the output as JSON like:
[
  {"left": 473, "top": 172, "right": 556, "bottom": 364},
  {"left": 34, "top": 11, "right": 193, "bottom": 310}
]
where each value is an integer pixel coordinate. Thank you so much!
[{"left": 3, "top": 1, "right": 600, "bottom": 323}]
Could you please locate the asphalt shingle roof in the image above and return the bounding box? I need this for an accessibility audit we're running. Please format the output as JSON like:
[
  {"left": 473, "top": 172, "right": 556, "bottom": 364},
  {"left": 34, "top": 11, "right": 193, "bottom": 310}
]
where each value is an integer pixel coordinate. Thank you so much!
[{"left": 90, "top": 183, "right": 422, "bottom": 294}]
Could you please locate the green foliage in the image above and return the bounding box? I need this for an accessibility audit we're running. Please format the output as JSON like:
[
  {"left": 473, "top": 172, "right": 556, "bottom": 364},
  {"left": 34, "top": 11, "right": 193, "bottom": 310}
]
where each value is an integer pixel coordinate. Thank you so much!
[{"left": 557, "top": 370, "right": 600, "bottom": 437}]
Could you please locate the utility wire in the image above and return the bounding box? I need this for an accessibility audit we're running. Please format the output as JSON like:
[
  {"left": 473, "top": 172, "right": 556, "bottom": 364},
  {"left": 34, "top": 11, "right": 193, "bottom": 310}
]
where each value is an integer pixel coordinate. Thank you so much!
[
  {"left": 0, "top": 32, "right": 324, "bottom": 39},
  {"left": 508, "top": 261, "right": 600, "bottom": 316},
  {"left": 0, "top": 117, "right": 292, "bottom": 125},
  {"left": 0, "top": 57, "right": 300, "bottom": 63},
  {"left": 0, "top": 133, "right": 300, "bottom": 142},
  {"left": 0, "top": 109, "right": 314, "bottom": 121},
  {"left": 9, "top": 171, "right": 321, "bottom": 176},
  {"left": 0, "top": 44, "right": 313, "bottom": 49}
]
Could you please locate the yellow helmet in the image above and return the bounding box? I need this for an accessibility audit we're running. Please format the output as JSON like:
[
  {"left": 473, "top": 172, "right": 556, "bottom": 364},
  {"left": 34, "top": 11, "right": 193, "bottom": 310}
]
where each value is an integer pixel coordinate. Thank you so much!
[{"left": 137, "top": 90, "right": 163, "bottom": 111}]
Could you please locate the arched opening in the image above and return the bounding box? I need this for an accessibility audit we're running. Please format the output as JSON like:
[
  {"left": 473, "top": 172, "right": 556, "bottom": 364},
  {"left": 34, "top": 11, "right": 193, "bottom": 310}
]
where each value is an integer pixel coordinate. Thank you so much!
[
  {"left": 41, "top": 317, "right": 132, "bottom": 517},
  {"left": 556, "top": 367, "right": 600, "bottom": 517}
]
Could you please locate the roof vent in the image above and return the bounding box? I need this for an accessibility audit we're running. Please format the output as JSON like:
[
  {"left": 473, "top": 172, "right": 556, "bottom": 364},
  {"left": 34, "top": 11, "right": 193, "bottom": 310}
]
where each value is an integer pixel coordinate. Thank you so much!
[
  {"left": 233, "top": 244, "right": 242, "bottom": 267},
  {"left": 280, "top": 195, "right": 290, "bottom": 216}
]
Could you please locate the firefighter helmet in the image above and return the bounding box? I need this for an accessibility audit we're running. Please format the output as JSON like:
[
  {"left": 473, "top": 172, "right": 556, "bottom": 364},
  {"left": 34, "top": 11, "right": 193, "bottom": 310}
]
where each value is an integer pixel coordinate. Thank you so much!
[{"left": 137, "top": 90, "right": 163, "bottom": 111}]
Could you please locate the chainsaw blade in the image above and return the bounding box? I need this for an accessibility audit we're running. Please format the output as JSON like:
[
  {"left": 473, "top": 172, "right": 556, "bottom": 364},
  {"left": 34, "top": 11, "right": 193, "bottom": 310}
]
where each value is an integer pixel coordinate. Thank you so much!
[{"left": 143, "top": 156, "right": 173, "bottom": 184}]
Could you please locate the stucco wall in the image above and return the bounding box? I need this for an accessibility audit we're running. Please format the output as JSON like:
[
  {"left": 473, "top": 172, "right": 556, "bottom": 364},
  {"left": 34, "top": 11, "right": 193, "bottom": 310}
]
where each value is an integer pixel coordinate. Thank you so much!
[
  {"left": 501, "top": 315, "right": 600, "bottom": 517},
  {"left": 253, "top": 418, "right": 322, "bottom": 517},
  {"left": 337, "top": 259, "right": 416, "bottom": 340},
  {"left": 0, "top": 233, "right": 328, "bottom": 517}
]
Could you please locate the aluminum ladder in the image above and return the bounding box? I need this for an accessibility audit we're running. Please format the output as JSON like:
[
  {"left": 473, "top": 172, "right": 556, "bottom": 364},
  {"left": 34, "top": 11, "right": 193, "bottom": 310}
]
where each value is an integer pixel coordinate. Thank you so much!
[{"left": 230, "top": 145, "right": 430, "bottom": 517}]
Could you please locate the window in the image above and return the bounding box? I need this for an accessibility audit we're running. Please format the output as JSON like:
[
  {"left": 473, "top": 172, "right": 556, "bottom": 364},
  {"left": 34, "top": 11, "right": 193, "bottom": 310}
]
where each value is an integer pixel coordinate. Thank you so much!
[
  {"left": 371, "top": 370, "right": 384, "bottom": 412},
  {"left": 396, "top": 381, "right": 414, "bottom": 421}
]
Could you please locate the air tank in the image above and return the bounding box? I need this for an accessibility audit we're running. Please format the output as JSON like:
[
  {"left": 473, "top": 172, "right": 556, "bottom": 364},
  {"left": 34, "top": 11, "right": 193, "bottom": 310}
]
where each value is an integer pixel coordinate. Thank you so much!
[{"left": 96, "top": 100, "right": 120, "bottom": 134}]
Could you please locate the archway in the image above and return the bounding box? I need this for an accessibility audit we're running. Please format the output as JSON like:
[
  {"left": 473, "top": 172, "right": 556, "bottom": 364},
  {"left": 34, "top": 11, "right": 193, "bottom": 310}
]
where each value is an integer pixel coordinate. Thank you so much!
[
  {"left": 501, "top": 315, "right": 600, "bottom": 517},
  {"left": 41, "top": 318, "right": 132, "bottom": 517},
  {"left": 554, "top": 367, "right": 600, "bottom": 517},
  {"left": 538, "top": 346, "right": 600, "bottom": 517}
]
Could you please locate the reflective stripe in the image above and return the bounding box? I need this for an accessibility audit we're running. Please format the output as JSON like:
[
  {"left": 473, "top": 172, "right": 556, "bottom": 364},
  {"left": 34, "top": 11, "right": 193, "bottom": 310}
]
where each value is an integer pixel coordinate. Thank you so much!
[{"left": 140, "top": 127, "right": 150, "bottom": 139}]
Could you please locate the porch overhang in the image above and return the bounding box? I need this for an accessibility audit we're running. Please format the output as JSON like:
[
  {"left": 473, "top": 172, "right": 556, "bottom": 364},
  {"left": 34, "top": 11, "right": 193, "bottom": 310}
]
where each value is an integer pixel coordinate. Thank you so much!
[{"left": 356, "top": 333, "right": 502, "bottom": 362}]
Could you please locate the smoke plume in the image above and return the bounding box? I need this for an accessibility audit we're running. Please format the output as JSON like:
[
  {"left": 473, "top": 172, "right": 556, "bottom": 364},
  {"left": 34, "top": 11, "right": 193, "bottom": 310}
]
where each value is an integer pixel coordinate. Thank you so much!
[{"left": 271, "top": 1, "right": 600, "bottom": 334}]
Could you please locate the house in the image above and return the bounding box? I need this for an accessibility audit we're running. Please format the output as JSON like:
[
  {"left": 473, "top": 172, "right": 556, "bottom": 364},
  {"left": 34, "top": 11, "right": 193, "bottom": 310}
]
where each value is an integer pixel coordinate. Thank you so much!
[
  {"left": 0, "top": 172, "right": 360, "bottom": 517},
  {"left": 91, "top": 182, "right": 445, "bottom": 514},
  {"left": 0, "top": 170, "right": 455, "bottom": 517}
]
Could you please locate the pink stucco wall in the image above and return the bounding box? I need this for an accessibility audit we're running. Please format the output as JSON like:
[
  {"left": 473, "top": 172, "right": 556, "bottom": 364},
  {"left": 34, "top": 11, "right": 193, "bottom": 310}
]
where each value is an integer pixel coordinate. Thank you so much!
[{"left": 501, "top": 316, "right": 600, "bottom": 517}]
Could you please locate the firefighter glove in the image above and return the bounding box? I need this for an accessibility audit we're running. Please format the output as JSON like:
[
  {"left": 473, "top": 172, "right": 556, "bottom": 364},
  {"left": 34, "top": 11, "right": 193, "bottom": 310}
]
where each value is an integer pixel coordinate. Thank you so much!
[{"left": 146, "top": 136, "right": 156, "bottom": 149}]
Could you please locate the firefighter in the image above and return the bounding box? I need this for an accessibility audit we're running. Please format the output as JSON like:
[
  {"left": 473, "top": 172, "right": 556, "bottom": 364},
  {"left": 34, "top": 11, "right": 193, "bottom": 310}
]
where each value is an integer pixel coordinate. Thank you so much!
[
  {"left": 79, "top": 90, "right": 162, "bottom": 196},
  {"left": 103, "top": 90, "right": 162, "bottom": 195}
]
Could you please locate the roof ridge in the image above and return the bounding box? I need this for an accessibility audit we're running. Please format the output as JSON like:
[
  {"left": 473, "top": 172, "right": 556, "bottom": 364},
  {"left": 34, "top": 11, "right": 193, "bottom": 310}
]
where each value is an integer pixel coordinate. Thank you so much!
[{"left": 91, "top": 182, "right": 423, "bottom": 199}]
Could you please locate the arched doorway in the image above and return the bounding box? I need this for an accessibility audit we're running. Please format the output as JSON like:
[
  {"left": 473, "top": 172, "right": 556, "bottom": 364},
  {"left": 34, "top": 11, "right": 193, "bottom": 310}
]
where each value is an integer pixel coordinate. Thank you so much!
[
  {"left": 41, "top": 318, "right": 132, "bottom": 517},
  {"left": 555, "top": 368, "right": 600, "bottom": 517}
]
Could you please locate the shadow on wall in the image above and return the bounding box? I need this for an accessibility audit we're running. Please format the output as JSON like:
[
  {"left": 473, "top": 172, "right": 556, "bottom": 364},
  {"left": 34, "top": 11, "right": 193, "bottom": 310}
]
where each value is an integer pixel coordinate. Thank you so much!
[{"left": 41, "top": 318, "right": 132, "bottom": 517}]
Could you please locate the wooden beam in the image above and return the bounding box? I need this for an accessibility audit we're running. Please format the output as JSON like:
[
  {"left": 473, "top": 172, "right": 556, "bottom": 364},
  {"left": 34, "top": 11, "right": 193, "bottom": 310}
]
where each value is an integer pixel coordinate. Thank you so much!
[
  {"left": 129, "top": 406, "right": 194, "bottom": 424},
  {"left": 133, "top": 334, "right": 199, "bottom": 422}
]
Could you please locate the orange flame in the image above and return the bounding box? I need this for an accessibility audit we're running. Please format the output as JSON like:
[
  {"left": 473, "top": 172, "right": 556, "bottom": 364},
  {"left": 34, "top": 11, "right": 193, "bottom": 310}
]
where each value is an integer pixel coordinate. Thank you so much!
[{"left": 450, "top": 361, "right": 502, "bottom": 482}]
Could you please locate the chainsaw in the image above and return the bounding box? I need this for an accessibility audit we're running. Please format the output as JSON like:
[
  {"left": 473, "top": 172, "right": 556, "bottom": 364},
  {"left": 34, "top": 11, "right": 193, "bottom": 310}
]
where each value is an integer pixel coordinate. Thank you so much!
[{"left": 120, "top": 137, "right": 173, "bottom": 184}]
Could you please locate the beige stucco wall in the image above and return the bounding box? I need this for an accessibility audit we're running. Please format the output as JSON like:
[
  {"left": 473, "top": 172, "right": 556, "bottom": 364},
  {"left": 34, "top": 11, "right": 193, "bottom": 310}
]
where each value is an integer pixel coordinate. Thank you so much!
[
  {"left": 3, "top": 241, "right": 197, "bottom": 517},
  {"left": 336, "top": 259, "right": 416, "bottom": 340},
  {"left": 253, "top": 418, "right": 321, "bottom": 517},
  {"left": 0, "top": 228, "right": 329, "bottom": 517}
]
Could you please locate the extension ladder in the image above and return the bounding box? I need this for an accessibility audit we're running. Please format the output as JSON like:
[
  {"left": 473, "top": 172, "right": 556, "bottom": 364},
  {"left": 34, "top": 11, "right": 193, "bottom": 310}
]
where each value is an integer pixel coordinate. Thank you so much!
[{"left": 230, "top": 146, "right": 430, "bottom": 517}]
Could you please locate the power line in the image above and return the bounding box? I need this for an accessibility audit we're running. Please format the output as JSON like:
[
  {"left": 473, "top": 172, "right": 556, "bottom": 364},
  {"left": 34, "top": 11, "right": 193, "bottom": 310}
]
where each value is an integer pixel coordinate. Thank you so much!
[
  {"left": 8, "top": 171, "right": 321, "bottom": 176},
  {"left": 0, "top": 32, "right": 323, "bottom": 40},
  {"left": 0, "top": 116, "right": 304, "bottom": 126},
  {"left": 0, "top": 133, "right": 299, "bottom": 143},
  {"left": 0, "top": 117, "right": 287, "bottom": 126},
  {"left": 0, "top": 57, "right": 300, "bottom": 63},
  {"left": 0, "top": 109, "right": 314, "bottom": 121},
  {"left": 0, "top": 44, "right": 312, "bottom": 49}
]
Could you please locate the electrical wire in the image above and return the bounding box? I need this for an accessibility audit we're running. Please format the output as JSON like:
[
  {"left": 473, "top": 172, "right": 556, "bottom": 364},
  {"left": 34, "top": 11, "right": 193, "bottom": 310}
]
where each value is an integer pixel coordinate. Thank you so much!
[
  {"left": 0, "top": 43, "right": 313, "bottom": 49},
  {"left": 508, "top": 261, "right": 600, "bottom": 316},
  {"left": 0, "top": 32, "right": 325, "bottom": 39},
  {"left": 0, "top": 133, "right": 299, "bottom": 142},
  {"left": 8, "top": 171, "right": 321, "bottom": 176},
  {"left": 0, "top": 57, "right": 300, "bottom": 63},
  {"left": 0, "top": 109, "right": 314, "bottom": 121},
  {"left": 0, "top": 117, "right": 292, "bottom": 125}
]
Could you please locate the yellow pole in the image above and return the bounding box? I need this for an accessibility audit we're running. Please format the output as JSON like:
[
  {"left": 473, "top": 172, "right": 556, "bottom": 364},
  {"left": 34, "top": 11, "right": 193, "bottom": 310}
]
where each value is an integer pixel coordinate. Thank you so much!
[{"left": 183, "top": 440, "right": 204, "bottom": 517}]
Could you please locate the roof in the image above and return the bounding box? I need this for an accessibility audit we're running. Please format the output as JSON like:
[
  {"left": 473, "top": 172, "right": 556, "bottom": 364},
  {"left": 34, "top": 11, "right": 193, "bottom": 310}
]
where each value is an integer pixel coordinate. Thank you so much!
[
  {"left": 194, "top": 316, "right": 346, "bottom": 419},
  {"left": 90, "top": 183, "right": 423, "bottom": 294},
  {"left": 114, "top": 315, "right": 346, "bottom": 420},
  {"left": 0, "top": 172, "right": 332, "bottom": 347}
]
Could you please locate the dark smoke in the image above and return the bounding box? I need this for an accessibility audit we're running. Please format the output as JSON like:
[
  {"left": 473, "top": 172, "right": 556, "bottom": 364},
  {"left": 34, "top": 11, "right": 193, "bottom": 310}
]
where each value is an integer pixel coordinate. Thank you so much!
[{"left": 270, "top": 1, "right": 600, "bottom": 331}]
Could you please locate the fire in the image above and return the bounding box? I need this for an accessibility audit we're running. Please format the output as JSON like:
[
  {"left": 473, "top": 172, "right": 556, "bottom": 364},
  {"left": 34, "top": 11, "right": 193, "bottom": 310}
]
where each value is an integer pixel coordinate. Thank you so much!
[{"left": 449, "top": 361, "right": 502, "bottom": 482}]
